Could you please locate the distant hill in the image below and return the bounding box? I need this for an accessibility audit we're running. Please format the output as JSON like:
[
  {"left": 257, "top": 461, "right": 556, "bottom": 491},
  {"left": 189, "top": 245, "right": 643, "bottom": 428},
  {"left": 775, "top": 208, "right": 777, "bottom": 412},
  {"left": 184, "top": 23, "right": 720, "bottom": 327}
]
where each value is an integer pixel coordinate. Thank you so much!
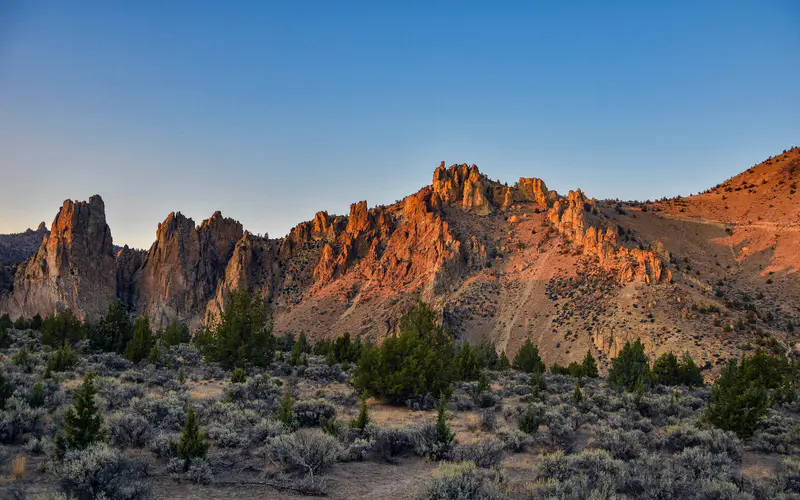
[
  {"left": 0, "top": 222, "right": 48, "bottom": 265},
  {"left": 1, "top": 148, "right": 798, "bottom": 374}
]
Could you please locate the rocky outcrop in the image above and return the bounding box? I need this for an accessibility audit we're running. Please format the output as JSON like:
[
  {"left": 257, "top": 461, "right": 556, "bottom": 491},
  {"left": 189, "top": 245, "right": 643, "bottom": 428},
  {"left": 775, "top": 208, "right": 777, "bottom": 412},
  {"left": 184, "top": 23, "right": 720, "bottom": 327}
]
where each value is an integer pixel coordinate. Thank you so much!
[
  {"left": 115, "top": 246, "right": 146, "bottom": 311},
  {"left": 7, "top": 196, "right": 116, "bottom": 319},
  {"left": 134, "top": 211, "right": 243, "bottom": 329},
  {"left": 433, "top": 162, "right": 506, "bottom": 215},
  {"left": 313, "top": 201, "right": 393, "bottom": 282},
  {"left": 205, "top": 232, "right": 279, "bottom": 323},
  {"left": 548, "top": 190, "right": 671, "bottom": 283},
  {"left": 279, "top": 211, "right": 345, "bottom": 260}
]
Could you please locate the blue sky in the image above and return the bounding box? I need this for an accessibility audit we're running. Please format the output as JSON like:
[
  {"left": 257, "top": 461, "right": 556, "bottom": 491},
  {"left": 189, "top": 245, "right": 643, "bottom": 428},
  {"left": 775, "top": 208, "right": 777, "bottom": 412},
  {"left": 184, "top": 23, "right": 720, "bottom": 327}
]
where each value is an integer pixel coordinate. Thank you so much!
[{"left": 1, "top": 1, "right": 798, "bottom": 249}]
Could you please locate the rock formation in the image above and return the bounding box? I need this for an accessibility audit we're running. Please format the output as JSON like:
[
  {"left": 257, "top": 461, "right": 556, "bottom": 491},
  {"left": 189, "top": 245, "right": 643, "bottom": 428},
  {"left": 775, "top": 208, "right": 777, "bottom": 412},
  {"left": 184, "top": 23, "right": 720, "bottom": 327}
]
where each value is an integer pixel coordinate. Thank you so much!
[{"left": 7, "top": 196, "right": 116, "bottom": 320}]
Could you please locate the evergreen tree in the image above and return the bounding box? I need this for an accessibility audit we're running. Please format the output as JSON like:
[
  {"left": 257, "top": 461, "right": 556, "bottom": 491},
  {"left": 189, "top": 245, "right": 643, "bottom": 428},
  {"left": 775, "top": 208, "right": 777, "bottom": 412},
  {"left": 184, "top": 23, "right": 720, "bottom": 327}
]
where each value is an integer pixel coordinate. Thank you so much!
[
  {"left": 147, "top": 343, "right": 161, "bottom": 365},
  {"left": 178, "top": 365, "right": 186, "bottom": 384},
  {"left": 678, "top": 352, "right": 704, "bottom": 387},
  {"left": 278, "top": 387, "right": 294, "bottom": 428},
  {"left": 124, "top": 317, "right": 154, "bottom": 363},
  {"left": 46, "top": 341, "right": 76, "bottom": 373},
  {"left": 435, "top": 392, "right": 455, "bottom": 453},
  {"left": 530, "top": 372, "right": 547, "bottom": 401},
  {"left": 0, "top": 313, "right": 12, "bottom": 334},
  {"left": 573, "top": 384, "right": 583, "bottom": 405},
  {"left": 29, "top": 314, "right": 43, "bottom": 331},
  {"left": 519, "top": 402, "right": 540, "bottom": 435},
  {"left": 497, "top": 350, "right": 511, "bottom": 371},
  {"left": 350, "top": 396, "right": 370, "bottom": 432},
  {"left": 475, "top": 370, "right": 491, "bottom": 397},
  {"left": 475, "top": 340, "right": 500, "bottom": 370},
  {"left": 41, "top": 310, "right": 83, "bottom": 347},
  {"left": 353, "top": 302, "right": 455, "bottom": 404},
  {"left": 62, "top": 373, "right": 106, "bottom": 453},
  {"left": 161, "top": 322, "right": 191, "bottom": 347},
  {"left": 296, "top": 332, "right": 310, "bottom": 354},
  {"left": 706, "top": 357, "right": 770, "bottom": 438},
  {"left": 513, "top": 339, "right": 545, "bottom": 374},
  {"left": 652, "top": 352, "right": 681, "bottom": 385},
  {"left": 0, "top": 371, "right": 12, "bottom": 410},
  {"left": 231, "top": 367, "right": 246, "bottom": 383},
  {"left": 582, "top": 350, "right": 599, "bottom": 378},
  {"left": 175, "top": 405, "right": 209, "bottom": 468},
  {"left": 29, "top": 380, "right": 45, "bottom": 408},
  {"left": 87, "top": 301, "right": 132, "bottom": 353},
  {"left": 454, "top": 340, "right": 483, "bottom": 381},
  {"left": 196, "top": 290, "right": 276, "bottom": 369},
  {"left": 608, "top": 339, "right": 651, "bottom": 391},
  {"left": 13, "top": 346, "right": 33, "bottom": 373}
]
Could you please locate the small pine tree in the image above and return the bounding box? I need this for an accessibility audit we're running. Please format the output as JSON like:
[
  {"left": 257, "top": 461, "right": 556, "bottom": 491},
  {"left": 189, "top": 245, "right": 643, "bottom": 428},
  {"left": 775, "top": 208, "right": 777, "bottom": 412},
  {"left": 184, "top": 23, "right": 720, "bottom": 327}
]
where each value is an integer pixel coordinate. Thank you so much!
[
  {"left": 435, "top": 392, "right": 455, "bottom": 454},
  {"left": 608, "top": 339, "right": 651, "bottom": 391},
  {"left": 530, "top": 372, "right": 547, "bottom": 401},
  {"left": 351, "top": 396, "right": 370, "bottom": 432},
  {"left": 0, "top": 371, "right": 12, "bottom": 410},
  {"left": 175, "top": 405, "right": 209, "bottom": 468},
  {"left": 46, "top": 341, "right": 76, "bottom": 373},
  {"left": 582, "top": 350, "right": 599, "bottom": 378},
  {"left": 13, "top": 346, "right": 33, "bottom": 373},
  {"left": 29, "top": 380, "right": 45, "bottom": 408},
  {"left": 475, "top": 370, "right": 491, "bottom": 397},
  {"left": 519, "top": 402, "right": 540, "bottom": 435},
  {"left": 124, "top": 317, "right": 154, "bottom": 363},
  {"left": 147, "top": 343, "right": 161, "bottom": 365},
  {"left": 231, "top": 368, "right": 246, "bottom": 383},
  {"left": 454, "top": 341, "right": 483, "bottom": 381},
  {"left": 678, "top": 352, "right": 704, "bottom": 387},
  {"left": 497, "top": 350, "right": 511, "bottom": 371},
  {"left": 178, "top": 365, "right": 186, "bottom": 384},
  {"left": 62, "top": 373, "right": 106, "bottom": 453},
  {"left": 513, "top": 339, "right": 545, "bottom": 374},
  {"left": 652, "top": 352, "right": 681, "bottom": 385},
  {"left": 573, "top": 384, "right": 583, "bottom": 405},
  {"left": 278, "top": 387, "right": 294, "bottom": 428}
]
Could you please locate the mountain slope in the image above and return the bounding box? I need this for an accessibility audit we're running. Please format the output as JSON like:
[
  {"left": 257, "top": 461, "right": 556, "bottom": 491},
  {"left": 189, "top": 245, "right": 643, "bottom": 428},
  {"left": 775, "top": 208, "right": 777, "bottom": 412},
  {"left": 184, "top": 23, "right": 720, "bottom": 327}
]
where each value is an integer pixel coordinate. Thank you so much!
[{"left": 1, "top": 151, "right": 798, "bottom": 372}]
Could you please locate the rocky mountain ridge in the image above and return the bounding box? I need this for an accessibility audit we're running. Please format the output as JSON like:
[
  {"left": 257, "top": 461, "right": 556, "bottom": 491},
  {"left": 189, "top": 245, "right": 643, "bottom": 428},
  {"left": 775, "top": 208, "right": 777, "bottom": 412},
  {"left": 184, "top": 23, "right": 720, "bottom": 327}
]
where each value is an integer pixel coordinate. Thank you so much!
[{"left": 2, "top": 150, "right": 798, "bottom": 369}]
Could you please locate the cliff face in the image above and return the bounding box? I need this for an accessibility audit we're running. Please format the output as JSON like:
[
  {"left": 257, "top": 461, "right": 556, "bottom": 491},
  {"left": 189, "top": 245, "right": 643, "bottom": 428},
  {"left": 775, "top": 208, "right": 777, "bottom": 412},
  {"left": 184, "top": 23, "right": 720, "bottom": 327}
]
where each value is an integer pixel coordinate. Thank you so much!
[
  {"left": 133, "top": 211, "right": 243, "bottom": 329},
  {"left": 7, "top": 196, "right": 116, "bottom": 320}
]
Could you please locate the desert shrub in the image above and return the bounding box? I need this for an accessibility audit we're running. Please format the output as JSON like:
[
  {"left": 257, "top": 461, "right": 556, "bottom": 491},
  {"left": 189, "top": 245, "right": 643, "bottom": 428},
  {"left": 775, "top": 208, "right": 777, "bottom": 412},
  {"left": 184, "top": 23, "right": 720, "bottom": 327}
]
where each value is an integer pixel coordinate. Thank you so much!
[
  {"left": 455, "top": 438, "right": 505, "bottom": 469},
  {"left": 342, "top": 437, "right": 374, "bottom": 462},
  {"left": 660, "top": 423, "right": 742, "bottom": 461},
  {"left": 512, "top": 338, "right": 545, "bottom": 373},
  {"left": 57, "top": 442, "right": 151, "bottom": 500},
  {"left": 0, "top": 370, "right": 13, "bottom": 411},
  {"left": 267, "top": 429, "right": 341, "bottom": 477},
  {"left": 84, "top": 351, "right": 132, "bottom": 376},
  {"left": 130, "top": 391, "right": 189, "bottom": 431},
  {"left": 374, "top": 427, "right": 415, "bottom": 462},
  {"left": 353, "top": 302, "right": 455, "bottom": 404},
  {"left": 194, "top": 289, "right": 276, "bottom": 369},
  {"left": 453, "top": 393, "right": 475, "bottom": 411},
  {"left": 608, "top": 339, "right": 651, "bottom": 391},
  {"left": 496, "top": 428, "right": 534, "bottom": 452},
  {"left": 0, "top": 396, "right": 45, "bottom": 443},
  {"left": 124, "top": 317, "right": 155, "bottom": 363},
  {"left": 749, "top": 412, "right": 800, "bottom": 454},
  {"left": 536, "top": 449, "right": 626, "bottom": 493},
  {"left": 417, "top": 461, "right": 506, "bottom": 500},
  {"left": 675, "top": 446, "right": 734, "bottom": 481},
  {"left": 293, "top": 398, "right": 336, "bottom": 428},
  {"left": 107, "top": 413, "right": 151, "bottom": 449},
  {"left": 186, "top": 457, "right": 213, "bottom": 484},
  {"left": 593, "top": 425, "right": 646, "bottom": 460},
  {"left": 277, "top": 387, "right": 295, "bottom": 428},
  {"left": 148, "top": 430, "right": 177, "bottom": 458},
  {"left": 544, "top": 404, "right": 578, "bottom": 449},
  {"left": 230, "top": 367, "right": 246, "bottom": 383},
  {"left": 28, "top": 380, "right": 46, "bottom": 408},
  {"left": 777, "top": 458, "right": 800, "bottom": 494},
  {"left": 480, "top": 408, "right": 498, "bottom": 431}
]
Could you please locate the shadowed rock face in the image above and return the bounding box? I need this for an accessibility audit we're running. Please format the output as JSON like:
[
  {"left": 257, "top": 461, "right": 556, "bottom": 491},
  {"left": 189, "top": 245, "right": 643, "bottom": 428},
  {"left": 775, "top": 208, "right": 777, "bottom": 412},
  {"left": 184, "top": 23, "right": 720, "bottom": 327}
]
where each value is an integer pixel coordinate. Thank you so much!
[
  {"left": 7, "top": 195, "right": 116, "bottom": 320},
  {"left": 133, "top": 211, "right": 243, "bottom": 329}
]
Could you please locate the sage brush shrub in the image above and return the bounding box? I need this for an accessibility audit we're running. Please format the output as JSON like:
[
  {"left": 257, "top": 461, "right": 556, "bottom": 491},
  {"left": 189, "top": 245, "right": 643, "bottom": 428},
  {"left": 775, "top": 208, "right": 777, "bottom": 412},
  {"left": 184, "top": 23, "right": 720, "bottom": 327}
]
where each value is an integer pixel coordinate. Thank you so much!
[
  {"left": 58, "top": 443, "right": 151, "bottom": 500},
  {"left": 374, "top": 427, "right": 415, "bottom": 462},
  {"left": 266, "top": 429, "right": 341, "bottom": 477},
  {"left": 417, "top": 461, "right": 506, "bottom": 500},
  {"left": 107, "top": 412, "right": 151, "bottom": 449},
  {"left": 455, "top": 437, "right": 505, "bottom": 469},
  {"left": 293, "top": 398, "right": 336, "bottom": 428},
  {"left": 749, "top": 412, "right": 800, "bottom": 454}
]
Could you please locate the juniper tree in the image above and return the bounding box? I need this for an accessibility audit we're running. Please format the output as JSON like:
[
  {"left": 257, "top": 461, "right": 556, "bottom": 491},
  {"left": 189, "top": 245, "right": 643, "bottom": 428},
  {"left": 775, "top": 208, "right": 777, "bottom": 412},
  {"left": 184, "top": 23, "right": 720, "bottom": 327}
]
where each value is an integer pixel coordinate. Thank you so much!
[
  {"left": 350, "top": 396, "right": 370, "bottom": 432},
  {"left": 582, "top": 350, "right": 599, "bottom": 378},
  {"left": 175, "top": 405, "right": 208, "bottom": 468},
  {"left": 124, "top": 317, "right": 154, "bottom": 363},
  {"left": 61, "top": 373, "right": 106, "bottom": 454},
  {"left": 513, "top": 338, "right": 545, "bottom": 374},
  {"left": 435, "top": 392, "right": 455, "bottom": 457},
  {"left": 608, "top": 339, "right": 651, "bottom": 391}
]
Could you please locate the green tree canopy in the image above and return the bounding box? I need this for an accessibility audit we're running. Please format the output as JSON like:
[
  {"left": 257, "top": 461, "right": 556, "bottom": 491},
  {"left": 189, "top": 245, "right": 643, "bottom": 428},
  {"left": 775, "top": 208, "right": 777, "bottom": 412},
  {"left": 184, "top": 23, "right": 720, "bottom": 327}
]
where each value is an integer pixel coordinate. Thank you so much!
[
  {"left": 608, "top": 339, "right": 651, "bottom": 391},
  {"left": 513, "top": 339, "right": 545, "bottom": 374}
]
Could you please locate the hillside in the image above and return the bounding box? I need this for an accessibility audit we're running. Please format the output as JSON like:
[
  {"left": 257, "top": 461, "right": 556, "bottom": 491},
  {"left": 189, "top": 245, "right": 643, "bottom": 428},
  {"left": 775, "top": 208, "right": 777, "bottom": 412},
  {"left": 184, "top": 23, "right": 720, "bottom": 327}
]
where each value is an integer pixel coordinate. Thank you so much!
[{"left": 1, "top": 150, "right": 798, "bottom": 372}]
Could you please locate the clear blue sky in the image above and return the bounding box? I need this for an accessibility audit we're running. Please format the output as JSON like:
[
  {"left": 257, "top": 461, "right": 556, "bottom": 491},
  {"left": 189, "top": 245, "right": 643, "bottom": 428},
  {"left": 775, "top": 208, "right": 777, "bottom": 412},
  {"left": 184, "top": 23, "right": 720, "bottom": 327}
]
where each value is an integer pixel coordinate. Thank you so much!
[{"left": 1, "top": 1, "right": 798, "bottom": 249}]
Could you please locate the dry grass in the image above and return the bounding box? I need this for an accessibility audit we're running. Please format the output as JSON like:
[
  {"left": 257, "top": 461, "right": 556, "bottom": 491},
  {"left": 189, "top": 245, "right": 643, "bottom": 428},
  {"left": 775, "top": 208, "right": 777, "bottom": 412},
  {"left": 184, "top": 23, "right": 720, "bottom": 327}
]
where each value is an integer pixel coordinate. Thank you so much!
[{"left": 11, "top": 456, "right": 26, "bottom": 480}]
